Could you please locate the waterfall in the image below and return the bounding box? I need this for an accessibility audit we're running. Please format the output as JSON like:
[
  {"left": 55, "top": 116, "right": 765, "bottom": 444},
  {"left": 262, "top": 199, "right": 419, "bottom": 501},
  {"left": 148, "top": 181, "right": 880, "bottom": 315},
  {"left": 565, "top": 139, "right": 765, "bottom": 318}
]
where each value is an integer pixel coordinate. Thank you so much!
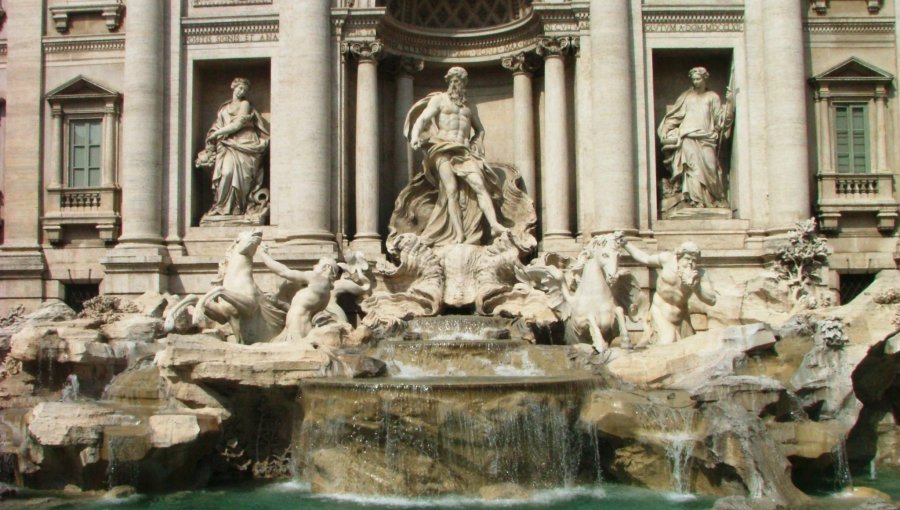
[
  {"left": 297, "top": 376, "right": 601, "bottom": 496},
  {"left": 636, "top": 403, "right": 697, "bottom": 494},
  {"left": 832, "top": 438, "right": 852, "bottom": 490}
]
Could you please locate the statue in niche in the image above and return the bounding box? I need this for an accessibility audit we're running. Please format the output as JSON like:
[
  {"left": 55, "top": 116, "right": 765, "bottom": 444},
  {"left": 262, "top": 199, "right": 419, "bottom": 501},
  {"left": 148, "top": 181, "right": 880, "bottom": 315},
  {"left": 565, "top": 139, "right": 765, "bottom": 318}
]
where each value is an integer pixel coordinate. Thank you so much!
[
  {"left": 388, "top": 66, "right": 535, "bottom": 248},
  {"left": 657, "top": 66, "right": 735, "bottom": 218},
  {"left": 621, "top": 239, "right": 717, "bottom": 347},
  {"left": 196, "top": 77, "right": 270, "bottom": 226}
]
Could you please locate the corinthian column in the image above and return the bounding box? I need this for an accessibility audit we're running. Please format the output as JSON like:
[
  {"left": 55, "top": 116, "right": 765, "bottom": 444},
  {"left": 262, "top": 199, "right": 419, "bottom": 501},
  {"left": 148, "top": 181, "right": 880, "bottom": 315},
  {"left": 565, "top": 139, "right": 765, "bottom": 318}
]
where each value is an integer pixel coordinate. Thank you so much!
[
  {"left": 537, "top": 37, "right": 573, "bottom": 241},
  {"left": 349, "top": 41, "right": 383, "bottom": 253},
  {"left": 763, "top": 0, "right": 811, "bottom": 227},
  {"left": 501, "top": 53, "right": 537, "bottom": 198},
  {"left": 118, "top": 0, "right": 164, "bottom": 245},
  {"left": 589, "top": 0, "right": 636, "bottom": 234},
  {"left": 270, "top": 0, "right": 334, "bottom": 243}
]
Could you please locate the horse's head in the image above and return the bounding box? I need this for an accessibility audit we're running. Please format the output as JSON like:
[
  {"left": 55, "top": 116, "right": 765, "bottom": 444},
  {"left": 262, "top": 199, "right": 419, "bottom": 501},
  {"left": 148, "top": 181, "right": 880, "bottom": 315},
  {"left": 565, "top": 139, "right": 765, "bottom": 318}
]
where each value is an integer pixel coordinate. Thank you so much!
[
  {"left": 234, "top": 229, "right": 263, "bottom": 256},
  {"left": 581, "top": 233, "right": 625, "bottom": 284}
]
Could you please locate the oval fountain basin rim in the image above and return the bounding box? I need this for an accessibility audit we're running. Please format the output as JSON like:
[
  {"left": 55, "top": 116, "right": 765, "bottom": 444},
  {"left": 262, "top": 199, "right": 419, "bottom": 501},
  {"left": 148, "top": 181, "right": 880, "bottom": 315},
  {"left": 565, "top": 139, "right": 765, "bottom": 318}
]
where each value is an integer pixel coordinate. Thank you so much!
[{"left": 300, "top": 375, "right": 601, "bottom": 391}]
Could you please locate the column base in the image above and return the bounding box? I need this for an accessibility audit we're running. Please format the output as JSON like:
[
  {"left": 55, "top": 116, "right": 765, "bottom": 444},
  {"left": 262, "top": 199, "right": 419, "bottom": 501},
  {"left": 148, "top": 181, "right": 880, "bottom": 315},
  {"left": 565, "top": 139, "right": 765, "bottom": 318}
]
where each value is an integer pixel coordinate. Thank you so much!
[
  {"left": 350, "top": 235, "right": 383, "bottom": 257},
  {"left": 100, "top": 245, "right": 170, "bottom": 297},
  {"left": 539, "top": 235, "right": 579, "bottom": 255},
  {"left": 0, "top": 249, "right": 46, "bottom": 313}
]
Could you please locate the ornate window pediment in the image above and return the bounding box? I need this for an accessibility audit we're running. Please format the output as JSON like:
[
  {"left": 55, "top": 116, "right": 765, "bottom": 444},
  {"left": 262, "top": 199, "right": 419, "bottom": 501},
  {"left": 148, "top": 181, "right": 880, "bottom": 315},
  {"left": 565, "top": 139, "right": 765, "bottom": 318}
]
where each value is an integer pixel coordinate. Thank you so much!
[{"left": 43, "top": 76, "right": 122, "bottom": 244}]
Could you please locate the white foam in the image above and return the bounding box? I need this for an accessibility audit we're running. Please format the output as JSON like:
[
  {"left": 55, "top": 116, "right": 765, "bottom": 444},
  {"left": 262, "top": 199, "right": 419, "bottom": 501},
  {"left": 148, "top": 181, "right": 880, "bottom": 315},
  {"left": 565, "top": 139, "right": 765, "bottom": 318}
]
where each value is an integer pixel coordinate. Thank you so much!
[{"left": 313, "top": 485, "right": 608, "bottom": 508}]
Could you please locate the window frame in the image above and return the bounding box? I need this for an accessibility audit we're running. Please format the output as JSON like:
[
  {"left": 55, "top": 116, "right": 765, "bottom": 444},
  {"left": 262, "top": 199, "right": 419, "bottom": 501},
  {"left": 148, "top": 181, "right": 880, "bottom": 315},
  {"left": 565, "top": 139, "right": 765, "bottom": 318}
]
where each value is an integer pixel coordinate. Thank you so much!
[
  {"left": 832, "top": 102, "right": 870, "bottom": 175},
  {"left": 66, "top": 116, "right": 104, "bottom": 188}
]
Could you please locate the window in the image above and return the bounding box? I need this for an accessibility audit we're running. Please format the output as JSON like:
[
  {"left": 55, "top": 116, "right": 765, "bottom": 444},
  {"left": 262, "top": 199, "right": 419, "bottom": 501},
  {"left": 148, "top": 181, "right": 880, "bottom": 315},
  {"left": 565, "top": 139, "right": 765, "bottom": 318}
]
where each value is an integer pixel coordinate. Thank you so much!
[
  {"left": 43, "top": 76, "right": 121, "bottom": 243},
  {"left": 834, "top": 104, "right": 869, "bottom": 174},
  {"left": 68, "top": 119, "right": 103, "bottom": 187}
]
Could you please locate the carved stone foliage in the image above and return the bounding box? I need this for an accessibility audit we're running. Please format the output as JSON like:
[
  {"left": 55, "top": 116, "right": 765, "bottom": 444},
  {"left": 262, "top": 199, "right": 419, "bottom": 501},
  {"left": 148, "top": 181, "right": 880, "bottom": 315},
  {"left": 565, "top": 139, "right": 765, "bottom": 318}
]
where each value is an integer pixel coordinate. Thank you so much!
[
  {"left": 774, "top": 218, "right": 832, "bottom": 310},
  {"left": 501, "top": 52, "right": 537, "bottom": 75},
  {"left": 343, "top": 40, "right": 384, "bottom": 62},
  {"left": 535, "top": 36, "right": 572, "bottom": 58}
]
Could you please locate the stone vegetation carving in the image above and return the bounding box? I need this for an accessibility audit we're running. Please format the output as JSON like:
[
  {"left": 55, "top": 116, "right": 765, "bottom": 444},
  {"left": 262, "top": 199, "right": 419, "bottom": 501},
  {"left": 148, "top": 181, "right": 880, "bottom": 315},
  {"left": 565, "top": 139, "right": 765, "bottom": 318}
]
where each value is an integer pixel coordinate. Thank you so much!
[
  {"left": 774, "top": 218, "right": 832, "bottom": 308},
  {"left": 196, "top": 77, "right": 271, "bottom": 226},
  {"left": 815, "top": 317, "right": 849, "bottom": 350},
  {"left": 658, "top": 66, "right": 735, "bottom": 217}
]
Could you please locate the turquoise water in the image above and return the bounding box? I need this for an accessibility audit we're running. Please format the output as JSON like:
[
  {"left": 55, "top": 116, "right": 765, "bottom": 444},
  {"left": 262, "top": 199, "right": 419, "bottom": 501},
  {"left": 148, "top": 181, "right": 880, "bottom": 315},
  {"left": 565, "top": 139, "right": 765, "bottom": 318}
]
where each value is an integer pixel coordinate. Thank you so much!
[
  {"left": 54, "top": 483, "right": 714, "bottom": 510},
  {"left": 13, "top": 468, "right": 899, "bottom": 509}
]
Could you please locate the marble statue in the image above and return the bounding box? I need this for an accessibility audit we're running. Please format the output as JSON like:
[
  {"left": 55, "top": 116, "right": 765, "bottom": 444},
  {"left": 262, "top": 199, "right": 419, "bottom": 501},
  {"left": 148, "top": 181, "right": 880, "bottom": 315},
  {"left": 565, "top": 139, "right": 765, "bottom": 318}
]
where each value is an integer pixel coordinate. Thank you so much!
[
  {"left": 388, "top": 66, "right": 535, "bottom": 248},
  {"left": 517, "top": 233, "right": 641, "bottom": 352},
  {"left": 657, "top": 67, "right": 734, "bottom": 216},
  {"left": 196, "top": 77, "right": 271, "bottom": 225},
  {"left": 164, "top": 229, "right": 284, "bottom": 344},
  {"left": 259, "top": 248, "right": 340, "bottom": 345},
  {"left": 622, "top": 239, "right": 717, "bottom": 347}
]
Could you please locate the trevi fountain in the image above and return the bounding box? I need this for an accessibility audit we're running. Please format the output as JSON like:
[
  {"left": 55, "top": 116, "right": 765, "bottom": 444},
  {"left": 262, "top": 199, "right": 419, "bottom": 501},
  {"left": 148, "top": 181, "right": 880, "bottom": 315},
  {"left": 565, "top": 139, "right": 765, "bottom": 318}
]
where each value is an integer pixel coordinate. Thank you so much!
[{"left": 0, "top": 54, "right": 898, "bottom": 510}]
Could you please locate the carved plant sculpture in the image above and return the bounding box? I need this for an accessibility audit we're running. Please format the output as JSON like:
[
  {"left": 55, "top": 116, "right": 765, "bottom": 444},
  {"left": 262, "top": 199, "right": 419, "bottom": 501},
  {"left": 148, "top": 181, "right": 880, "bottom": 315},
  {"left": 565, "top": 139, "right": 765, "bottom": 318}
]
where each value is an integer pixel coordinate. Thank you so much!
[{"left": 774, "top": 218, "right": 832, "bottom": 308}]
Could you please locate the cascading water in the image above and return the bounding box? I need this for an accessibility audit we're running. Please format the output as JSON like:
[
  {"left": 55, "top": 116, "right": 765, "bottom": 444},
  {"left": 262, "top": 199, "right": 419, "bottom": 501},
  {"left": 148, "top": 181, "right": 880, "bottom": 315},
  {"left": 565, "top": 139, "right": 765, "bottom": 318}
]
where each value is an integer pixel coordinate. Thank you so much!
[
  {"left": 295, "top": 316, "right": 603, "bottom": 497},
  {"left": 61, "top": 374, "right": 80, "bottom": 402},
  {"left": 635, "top": 403, "right": 697, "bottom": 494},
  {"left": 832, "top": 437, "right": 852, "bottom": 490}
]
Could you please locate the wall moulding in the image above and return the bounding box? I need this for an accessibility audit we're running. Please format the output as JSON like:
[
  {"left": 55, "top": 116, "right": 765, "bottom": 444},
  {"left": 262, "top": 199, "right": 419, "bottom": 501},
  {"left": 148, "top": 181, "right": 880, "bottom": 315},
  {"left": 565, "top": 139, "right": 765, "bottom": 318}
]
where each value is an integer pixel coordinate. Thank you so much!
[
  {"left": 43, "top": 35, "right": 125, "bottom": 54},
  {"left": 192, "top": 0, "right": 272, "bottom": 6},
  {"left": 804, "top": 18, "right": 894, "bottom": 34},
  {"left": 182, "top": 16, "right": 278, "bottom": 46}
]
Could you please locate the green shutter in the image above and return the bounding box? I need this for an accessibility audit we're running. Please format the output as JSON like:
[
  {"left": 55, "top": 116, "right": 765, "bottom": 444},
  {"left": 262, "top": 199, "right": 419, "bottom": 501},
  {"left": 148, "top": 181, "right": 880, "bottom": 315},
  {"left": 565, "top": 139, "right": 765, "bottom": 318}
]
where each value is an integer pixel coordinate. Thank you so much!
[
  {"left": 68, "top": 119, "right": 103, "bottom": 187},
  {"left": 833, "top": 104, "right": 869, "bottom": 174}
]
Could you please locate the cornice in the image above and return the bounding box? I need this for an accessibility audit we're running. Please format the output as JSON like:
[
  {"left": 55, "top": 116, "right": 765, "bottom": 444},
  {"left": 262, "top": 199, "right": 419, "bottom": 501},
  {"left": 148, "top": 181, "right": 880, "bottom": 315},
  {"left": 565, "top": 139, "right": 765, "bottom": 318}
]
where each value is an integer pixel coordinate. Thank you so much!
[
  {"left": 43, "top": 34, "right": 125, "bottom": 54},
  {"left": 804, "top": 17, "right": 894, "bottom": 34}
]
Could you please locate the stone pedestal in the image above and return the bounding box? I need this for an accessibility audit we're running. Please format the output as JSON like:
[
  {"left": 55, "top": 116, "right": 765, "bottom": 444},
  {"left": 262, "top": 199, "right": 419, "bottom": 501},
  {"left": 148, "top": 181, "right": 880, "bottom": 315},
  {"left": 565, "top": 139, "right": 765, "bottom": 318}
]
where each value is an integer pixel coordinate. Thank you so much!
[{"left": 100, "top": 247, "right": 170, "bottom": 297}]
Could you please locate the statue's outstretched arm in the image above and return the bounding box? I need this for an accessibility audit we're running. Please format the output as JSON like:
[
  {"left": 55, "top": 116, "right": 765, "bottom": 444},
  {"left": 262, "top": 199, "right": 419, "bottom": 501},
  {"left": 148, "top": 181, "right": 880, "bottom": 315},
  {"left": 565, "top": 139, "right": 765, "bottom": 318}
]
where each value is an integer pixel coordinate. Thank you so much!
[
  {"left": 622, "top": 241, "right": 662, "bottom": 269},
  {"left": 259, "top": 247, "right": 310, "bottom": 285}
]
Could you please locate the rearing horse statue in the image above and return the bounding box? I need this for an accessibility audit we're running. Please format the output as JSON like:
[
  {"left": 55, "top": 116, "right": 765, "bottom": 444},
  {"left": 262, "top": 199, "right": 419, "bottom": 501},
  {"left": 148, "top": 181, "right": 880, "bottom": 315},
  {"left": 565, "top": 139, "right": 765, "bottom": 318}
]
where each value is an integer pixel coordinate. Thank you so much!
[
  {"left": 563, "top": 232, "right": 632, "bottom": 352},
  {"left": 164, "top": 229, "right": 284, "bottom": 344}
]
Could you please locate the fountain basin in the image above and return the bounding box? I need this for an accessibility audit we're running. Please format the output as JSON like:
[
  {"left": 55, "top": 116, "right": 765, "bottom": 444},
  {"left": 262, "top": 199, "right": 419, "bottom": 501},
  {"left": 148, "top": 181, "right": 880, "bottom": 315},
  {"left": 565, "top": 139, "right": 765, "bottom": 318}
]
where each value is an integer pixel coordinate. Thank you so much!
[{"left": 297, "top": 375, "right": 603, "bottom": 496}]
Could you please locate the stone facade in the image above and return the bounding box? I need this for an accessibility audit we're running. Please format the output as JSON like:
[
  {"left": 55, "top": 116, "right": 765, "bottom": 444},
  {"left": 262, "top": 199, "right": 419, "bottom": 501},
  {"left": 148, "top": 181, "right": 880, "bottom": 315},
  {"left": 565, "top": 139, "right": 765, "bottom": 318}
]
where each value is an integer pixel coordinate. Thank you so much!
[{"left": 0, "top": 0, "right": 899, "bottom": 312}]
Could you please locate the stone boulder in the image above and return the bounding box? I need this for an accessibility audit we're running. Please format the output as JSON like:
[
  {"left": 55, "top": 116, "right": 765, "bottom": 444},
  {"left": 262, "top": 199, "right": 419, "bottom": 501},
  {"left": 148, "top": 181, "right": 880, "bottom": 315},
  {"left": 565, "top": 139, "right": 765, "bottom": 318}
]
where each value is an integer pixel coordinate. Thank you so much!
[
  {"left": 157, "top": 334, "right": 381, "bottom": 388},
  {"left": 605, "top": 323, "right": 777, "bottom": 391},
  {"left": 101, "top": 315, "right": 165, "bottom": 344}
]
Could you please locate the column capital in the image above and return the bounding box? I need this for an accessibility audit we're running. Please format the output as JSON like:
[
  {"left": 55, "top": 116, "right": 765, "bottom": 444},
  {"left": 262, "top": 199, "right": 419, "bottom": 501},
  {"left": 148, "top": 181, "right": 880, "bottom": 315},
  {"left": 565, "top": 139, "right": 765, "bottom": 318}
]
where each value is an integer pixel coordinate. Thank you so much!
[
  {"left": 501, "top": 52, "right": 538, "bottom": 76},
  {"left": 342, "top": 39, "right": 384, "bottom": 63},
  {"left": 396, "top": 57, "right": 424, "bottom": 76},
  {"left": 536, "top": 36, "right": 573, "bottom": 59}
]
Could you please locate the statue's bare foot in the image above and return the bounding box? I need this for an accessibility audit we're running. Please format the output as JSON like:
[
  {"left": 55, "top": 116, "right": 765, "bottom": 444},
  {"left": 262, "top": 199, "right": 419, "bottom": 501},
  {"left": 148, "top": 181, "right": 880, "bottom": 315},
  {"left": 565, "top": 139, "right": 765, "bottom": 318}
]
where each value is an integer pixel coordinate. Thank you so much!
[{"left": 453, "top": 233, "right": 465, "bottom": 244}]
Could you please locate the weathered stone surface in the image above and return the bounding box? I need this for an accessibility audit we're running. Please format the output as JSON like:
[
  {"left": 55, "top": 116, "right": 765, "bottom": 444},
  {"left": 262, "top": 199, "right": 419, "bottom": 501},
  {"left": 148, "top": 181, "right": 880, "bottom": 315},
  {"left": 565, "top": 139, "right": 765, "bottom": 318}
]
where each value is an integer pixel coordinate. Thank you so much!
[
  {"left": 23, "top": 303, "right": 76, "bottom": 324},
  {"left": 157, "top": 334, "right": 336, "bottom": 387},
  {"left": 606, "top": 323, "right": 776, "bottom": 390},
  {"left": 766, "top": 420, "right": 844, "bottom": 459},
  {"left": 129, "top": 292, "right": 170, "bottom": 318},
  {"left": 101, "top": 315, "right": 165, "bottom": 343},
  {"left": 27, "top": 402, "right": 135, "bottom": 447},
  {"left": 149, "top": 414, "right": 208, "bottom": 448},
  {"left": 691, "top": 375, "right": 788, "bottom": 417}
]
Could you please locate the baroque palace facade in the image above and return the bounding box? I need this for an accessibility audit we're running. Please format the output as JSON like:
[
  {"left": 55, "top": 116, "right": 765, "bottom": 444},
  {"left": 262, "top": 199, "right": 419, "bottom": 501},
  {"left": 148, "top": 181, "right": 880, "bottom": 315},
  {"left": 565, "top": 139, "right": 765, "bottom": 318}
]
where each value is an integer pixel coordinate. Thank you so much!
[{"left": 0, "top": 0, "right": 898, "bottom": 313}]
